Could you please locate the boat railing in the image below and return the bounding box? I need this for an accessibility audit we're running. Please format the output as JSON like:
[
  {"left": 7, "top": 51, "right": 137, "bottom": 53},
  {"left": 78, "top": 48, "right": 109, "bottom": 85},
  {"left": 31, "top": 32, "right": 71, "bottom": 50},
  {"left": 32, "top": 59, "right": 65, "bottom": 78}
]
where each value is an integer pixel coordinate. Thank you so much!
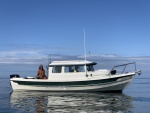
[{"left": 108, "top": 62, "right": 137, "bottom": 75}]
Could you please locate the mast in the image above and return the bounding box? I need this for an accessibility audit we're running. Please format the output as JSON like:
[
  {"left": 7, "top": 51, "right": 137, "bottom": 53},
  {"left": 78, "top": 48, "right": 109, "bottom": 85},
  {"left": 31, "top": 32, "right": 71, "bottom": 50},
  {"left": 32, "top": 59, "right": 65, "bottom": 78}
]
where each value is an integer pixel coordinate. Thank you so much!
[{"left": 83, "top": 28, "right": 87, "bottom": 76}]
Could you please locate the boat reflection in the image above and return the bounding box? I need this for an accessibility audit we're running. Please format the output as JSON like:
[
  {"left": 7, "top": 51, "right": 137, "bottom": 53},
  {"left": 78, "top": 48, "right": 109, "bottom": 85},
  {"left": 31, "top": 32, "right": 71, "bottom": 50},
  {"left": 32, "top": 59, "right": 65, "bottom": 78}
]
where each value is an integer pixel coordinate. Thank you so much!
[{"left": 10, "top": 91, "right": 133, "bottom": 113}]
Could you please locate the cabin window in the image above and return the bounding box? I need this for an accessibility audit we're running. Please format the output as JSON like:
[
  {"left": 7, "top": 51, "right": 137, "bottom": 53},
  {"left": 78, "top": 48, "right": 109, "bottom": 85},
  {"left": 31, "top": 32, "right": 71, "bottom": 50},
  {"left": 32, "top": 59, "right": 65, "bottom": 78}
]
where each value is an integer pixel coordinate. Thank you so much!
[
  {"left": 64, "top": 65, "right": 85, "bottom": 73},
  {"left": 87, "top": 65, "right": 94, "bottom": 71},
  {"left": 52, "top": 66, "right": 62, "bottom": 73}
]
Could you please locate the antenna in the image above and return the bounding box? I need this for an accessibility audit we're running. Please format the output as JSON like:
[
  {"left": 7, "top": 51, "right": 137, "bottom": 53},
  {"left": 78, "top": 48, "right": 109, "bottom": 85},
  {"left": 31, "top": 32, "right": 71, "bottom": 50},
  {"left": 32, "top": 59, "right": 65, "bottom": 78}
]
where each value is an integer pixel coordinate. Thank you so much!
[
  {"left": 48, "top": 54, "right": 51, "bottom": 63},
  {"left": 83, "top": 28, "right": 86, "bottom": 61},
  {"left": 89, "top": 51, "right": 91, "bottom": 58},
  {"left": 83, "top": 28, "right": 87, "bottom": 76},
  {"left": 47, "top": 54, "right": 51, "bottom": 73}
]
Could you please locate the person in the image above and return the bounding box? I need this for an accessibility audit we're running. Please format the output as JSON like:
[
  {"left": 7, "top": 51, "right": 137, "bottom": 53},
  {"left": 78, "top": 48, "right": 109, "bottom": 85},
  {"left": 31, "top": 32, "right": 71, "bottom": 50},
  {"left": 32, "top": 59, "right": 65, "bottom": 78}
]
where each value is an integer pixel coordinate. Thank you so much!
[{"left": 36, "top": 64, "right": 47, "bottom": 79}]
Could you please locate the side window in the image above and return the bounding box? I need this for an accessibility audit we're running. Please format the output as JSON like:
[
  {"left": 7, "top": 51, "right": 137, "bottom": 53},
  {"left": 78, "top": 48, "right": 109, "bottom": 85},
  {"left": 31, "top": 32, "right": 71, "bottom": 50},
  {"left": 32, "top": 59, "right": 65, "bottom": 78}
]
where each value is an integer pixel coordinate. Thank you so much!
[
  {"left": 87, "top": 65, "right": 94, "bottom": 71},
  {"left": 64, "top": 66, "right": 74, "bottom": 73},
  {"left": 52, "top": 66, "right": 62, "bottom": 73},
  {"left": 77, "top": 65, "right": 85, "bottom": 72},
  {"left": 64, "top": 65, "right": 85, "bottom": 73}
]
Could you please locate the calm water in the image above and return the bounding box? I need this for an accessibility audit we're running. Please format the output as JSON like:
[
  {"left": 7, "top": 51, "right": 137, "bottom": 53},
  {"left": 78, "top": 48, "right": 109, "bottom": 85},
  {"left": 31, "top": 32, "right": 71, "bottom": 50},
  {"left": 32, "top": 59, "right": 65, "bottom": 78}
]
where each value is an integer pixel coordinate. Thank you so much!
[{"left": 0, "top": 72, "right": 150, "bottom": 113}]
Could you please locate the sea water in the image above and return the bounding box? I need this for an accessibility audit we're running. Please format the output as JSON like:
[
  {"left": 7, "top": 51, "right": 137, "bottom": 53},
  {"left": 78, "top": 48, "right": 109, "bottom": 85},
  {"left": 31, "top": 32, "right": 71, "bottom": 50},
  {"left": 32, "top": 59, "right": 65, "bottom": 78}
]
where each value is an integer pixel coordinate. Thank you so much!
[{"left": 0, "top": 71, "right": 150, "bottom": 113}]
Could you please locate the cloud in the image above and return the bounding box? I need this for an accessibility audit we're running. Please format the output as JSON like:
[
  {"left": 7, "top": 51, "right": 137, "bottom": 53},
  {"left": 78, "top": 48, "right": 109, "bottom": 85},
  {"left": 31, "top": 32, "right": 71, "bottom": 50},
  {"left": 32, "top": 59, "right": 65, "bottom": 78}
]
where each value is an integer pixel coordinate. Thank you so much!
[
  {"left": 0, "top": 49, "right": 149, "bottom": 77},
  {"left": 0, "top": 44, "right": 46, "bottom": 64},
  {"left": 0, "top": 44, "right": 149, "bottom": 72},
  {"left": 77, "top": 54, "right": 120, "bottom": 59},
  {"left": 0, "top": 48, "right": 147, "bottom": 63},
  {"left": 0, "top": 50, "right": 44, "bottom": 64},
  {"left": 0, "top": 44, "right": 78, "bottom": 64}
]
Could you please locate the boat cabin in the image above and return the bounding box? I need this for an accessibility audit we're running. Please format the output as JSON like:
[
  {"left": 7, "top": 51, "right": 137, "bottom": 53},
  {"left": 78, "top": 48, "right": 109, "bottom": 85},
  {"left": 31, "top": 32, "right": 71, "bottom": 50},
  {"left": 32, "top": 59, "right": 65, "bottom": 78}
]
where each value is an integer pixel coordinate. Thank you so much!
[{"left": 48, "top": 60, "right": 97, "bottom": 80}]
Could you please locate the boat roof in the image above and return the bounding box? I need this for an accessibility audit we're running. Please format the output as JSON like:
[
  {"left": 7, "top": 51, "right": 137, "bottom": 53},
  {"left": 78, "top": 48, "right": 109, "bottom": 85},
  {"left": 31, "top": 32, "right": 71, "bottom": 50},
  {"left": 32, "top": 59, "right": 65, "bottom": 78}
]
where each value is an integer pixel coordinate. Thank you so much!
[{"left": 49, "top": 60, "right": 97, "bottom": 66}]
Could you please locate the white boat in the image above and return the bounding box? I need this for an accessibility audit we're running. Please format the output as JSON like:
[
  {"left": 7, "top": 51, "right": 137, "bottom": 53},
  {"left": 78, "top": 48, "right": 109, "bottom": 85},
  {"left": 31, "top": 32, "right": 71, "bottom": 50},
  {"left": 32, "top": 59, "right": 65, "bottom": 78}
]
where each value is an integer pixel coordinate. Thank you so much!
[{"left": 10, "top": 60, "right": 141, "bottom": 92}]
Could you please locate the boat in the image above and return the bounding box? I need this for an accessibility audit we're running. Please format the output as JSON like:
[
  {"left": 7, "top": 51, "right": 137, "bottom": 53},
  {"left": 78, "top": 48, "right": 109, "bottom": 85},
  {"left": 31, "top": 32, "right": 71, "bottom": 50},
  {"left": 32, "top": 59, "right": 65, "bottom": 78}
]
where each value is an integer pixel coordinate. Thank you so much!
[{"left": 10, "top": 60, "right": 141, "bottom": 92}]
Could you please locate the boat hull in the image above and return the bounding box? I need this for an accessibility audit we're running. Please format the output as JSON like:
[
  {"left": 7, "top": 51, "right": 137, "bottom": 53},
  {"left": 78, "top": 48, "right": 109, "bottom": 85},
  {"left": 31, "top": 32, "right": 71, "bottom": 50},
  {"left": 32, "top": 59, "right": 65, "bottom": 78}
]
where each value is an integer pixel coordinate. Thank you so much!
[{"left": 10, "top": 74, "right": 135, "bottom": 92}]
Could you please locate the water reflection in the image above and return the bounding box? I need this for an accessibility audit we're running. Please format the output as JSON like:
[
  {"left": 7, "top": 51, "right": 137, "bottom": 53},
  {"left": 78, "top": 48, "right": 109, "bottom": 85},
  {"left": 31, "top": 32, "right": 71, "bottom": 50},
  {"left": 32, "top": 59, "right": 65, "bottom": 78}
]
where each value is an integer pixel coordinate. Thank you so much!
[{"left": 10, "top": 91, "right": 133, "bottom": 113}]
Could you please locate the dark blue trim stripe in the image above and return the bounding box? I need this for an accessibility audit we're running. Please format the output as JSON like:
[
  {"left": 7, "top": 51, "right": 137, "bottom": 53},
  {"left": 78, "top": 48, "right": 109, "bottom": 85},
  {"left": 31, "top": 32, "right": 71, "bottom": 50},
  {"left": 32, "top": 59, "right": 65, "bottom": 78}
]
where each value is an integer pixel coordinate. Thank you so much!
[{"left": 13, "top": 75, "right": 134, "bottom": 86}]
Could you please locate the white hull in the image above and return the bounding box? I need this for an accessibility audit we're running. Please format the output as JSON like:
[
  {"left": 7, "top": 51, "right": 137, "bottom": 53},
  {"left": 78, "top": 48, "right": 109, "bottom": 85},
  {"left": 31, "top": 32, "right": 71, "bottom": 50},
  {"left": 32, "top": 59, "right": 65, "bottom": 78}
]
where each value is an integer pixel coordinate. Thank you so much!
[{"left": 10, "top": 73, "right": 134, "bottom": 92}]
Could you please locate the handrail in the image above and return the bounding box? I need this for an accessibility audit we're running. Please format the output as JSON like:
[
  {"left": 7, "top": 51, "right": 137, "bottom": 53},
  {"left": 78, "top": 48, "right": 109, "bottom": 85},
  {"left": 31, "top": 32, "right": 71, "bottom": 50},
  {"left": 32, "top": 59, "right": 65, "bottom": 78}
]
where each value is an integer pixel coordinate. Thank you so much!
[{"left": 108, "top": 62, "right": 137, "bottom": 75}]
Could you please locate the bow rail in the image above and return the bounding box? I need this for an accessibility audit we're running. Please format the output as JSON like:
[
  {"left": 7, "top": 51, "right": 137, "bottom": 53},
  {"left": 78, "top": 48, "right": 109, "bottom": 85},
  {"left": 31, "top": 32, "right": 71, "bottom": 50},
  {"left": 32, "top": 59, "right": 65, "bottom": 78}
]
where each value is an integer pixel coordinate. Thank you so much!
[{"left": 108, "top": 62, "right": 141, "bottom": 75}]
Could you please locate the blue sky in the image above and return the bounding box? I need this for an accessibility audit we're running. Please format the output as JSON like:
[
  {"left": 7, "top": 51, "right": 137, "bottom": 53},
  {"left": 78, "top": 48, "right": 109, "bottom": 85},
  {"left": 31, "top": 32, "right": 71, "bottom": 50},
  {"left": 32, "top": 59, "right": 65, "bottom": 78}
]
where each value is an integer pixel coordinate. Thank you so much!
[{"left": 0, "top": 0, "right": 150, "bottom": 64}]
